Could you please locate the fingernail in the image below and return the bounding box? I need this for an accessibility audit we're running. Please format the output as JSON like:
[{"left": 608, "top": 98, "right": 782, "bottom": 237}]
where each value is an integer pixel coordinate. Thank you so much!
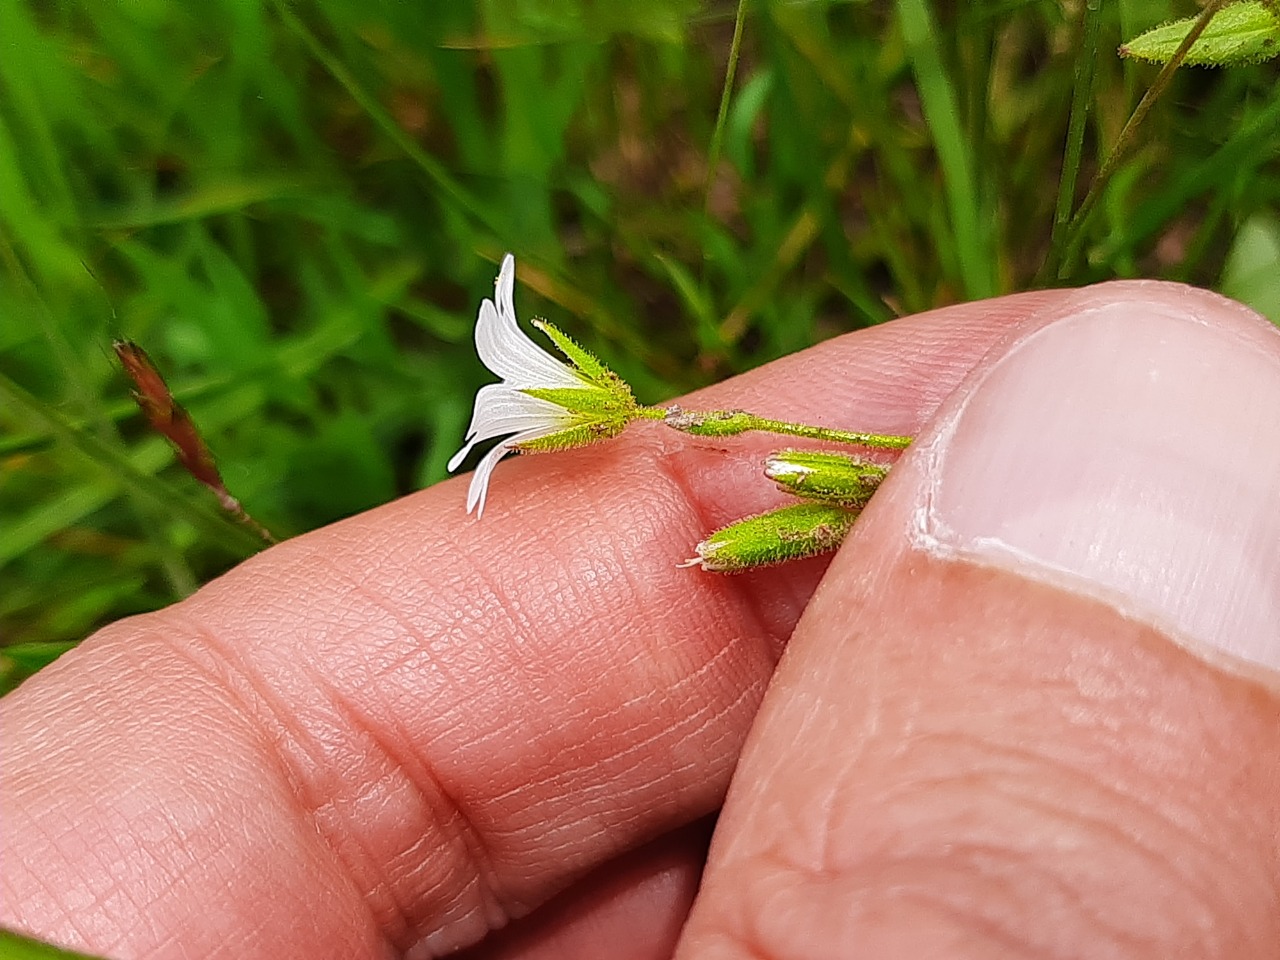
[{"left": 914, "top": 286, "right": 1280, "bottom": 674}]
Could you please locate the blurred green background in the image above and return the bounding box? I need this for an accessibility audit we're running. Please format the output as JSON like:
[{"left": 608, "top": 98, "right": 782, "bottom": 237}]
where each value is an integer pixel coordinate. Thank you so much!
[{"left": 2, "top": 0, "right": 1278, "bottom": 687}]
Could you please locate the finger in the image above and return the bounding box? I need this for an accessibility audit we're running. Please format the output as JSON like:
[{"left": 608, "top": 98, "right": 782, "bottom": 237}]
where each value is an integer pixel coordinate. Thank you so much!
[
  {"left": 676, "top": 283, "right": 1280, "bottom": 958},
  {"left": 1, "top": 289, "right": 1062, "bottom": 960},
  {"left": 455, "top": 820, "right": 711, "bottom": 960}
]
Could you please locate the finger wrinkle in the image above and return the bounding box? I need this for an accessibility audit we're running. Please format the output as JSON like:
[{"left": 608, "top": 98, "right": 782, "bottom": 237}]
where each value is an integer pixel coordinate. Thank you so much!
[
  {"left": 300, "top": 652, "right": 513, "bottom": 950},
  {"left": 855, "top": 850, "right": 1208, "bottom": 958},
  {"left": 167, "top": 496, "right": 770, "bottom": 955},
  {"left": 194, "top": 564, "right": 521, "bottom": 950},
  {"left": 152, "top": 614, "right": 405, "bottom": 954},
  {"left": 157, "top": 613, "right": 326, "bottom": 803},
  {"left": 649, "top": 439, "right": 802, "bottom": 655},
  {"left": 2, "top": 840, "right": 122, "bottom": 959},
  {"left": 848, "top": 765, "right": 1240, "bottom": 943},
  {"left": 800, "top": 717, "right": 1274, "bottom": 952},
  {"left": 887, "top": 728, "right": 1222, "bottom": 867},
  {"left": 5, "top": 614, "right": 382, "bottom": 960},
  {"left": 495, "top": 644, "right": 766, "bottom": 826},
  {"left": 726, "top": 845, "right": 1220, "bottom": 960}
]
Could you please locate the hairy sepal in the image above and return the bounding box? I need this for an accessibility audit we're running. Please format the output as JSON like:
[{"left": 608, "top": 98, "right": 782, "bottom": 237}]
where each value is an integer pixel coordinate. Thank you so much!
[
  {"left": 690, "top": 502, "right": 859, "bottom": 573},
  {"left": 764, "top": 449, "right": 889, "bottom": 507}
]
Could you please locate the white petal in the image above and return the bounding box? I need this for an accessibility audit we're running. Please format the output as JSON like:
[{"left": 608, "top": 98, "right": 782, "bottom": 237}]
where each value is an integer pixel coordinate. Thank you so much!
[
  {"left": 464, "top": 423, "right": 553, "bottom": 517},
  {"left": 466, "top": 440, "right": 511, "bottom": 517},
  {"left": 448, "top": 445, "right": 471, "bottom": 474},
  {"left": 495, "top": 253, "right": 516, "bottom": 322},
  {"left": 474, "top": 259, "right": 585, "bottom": 390},
  {"left": 448, "top": 429, "right": 484, "bottom": 473},
  {"left": 454, "top": 255, "right": 603, "bottom": 517},
  {"left": 462, "top": 384, "right": 573, "bottom": 443},
  {"left": 448, "top": 385, "right": 573, "bottom": 473}
]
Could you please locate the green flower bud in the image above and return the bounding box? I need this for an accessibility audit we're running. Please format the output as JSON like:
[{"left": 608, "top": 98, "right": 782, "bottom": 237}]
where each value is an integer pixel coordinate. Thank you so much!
[
  {"left": 764, "top": 449, "right": 889, "bottom": 507},
  {"left": 682, "top": 502, "right": 858, "bottom": 573}
]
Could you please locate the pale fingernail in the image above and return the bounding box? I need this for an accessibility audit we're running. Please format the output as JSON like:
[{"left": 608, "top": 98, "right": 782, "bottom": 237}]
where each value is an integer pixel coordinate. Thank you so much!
[{"left": 914, "top": 286, "right": 1280, "bottom": 674}]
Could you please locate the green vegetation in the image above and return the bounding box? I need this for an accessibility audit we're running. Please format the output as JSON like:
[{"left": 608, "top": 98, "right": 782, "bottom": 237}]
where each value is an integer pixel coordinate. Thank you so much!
[
  {"left": 0, "top": 926, "right": 112, "bottom": 960},
  {"left": 2, "top": 0, "right": 1278, "bottom": 684},
  {"left": 1122, "top": 1, "right": 1280, "bottom": 67}
]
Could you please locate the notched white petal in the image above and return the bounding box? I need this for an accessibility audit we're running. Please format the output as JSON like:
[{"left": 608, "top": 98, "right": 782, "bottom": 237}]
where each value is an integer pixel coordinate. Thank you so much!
[
  {"left": 447, "top": 438, "right": 477, "bottom": 474},
  {"left": 453, "top": 253, "right": 623, "bottom": 517},
  {"left": 464, "top": 423, "right": 558, "bottom": 517},
  {"left": 466, "top": 440, "right": 511, "bottom": 517},
  {"left": 495, "top": 253, "right": 516, "bottom": 323},
  {"left": 449, "top": 386, "right": 573, "bottom": 473},
  {"left": 463, "top": 385, "right": 572, "bottom": 438},
  {"left": 474, "top": 270, "right": 584, "bottom": 389}
]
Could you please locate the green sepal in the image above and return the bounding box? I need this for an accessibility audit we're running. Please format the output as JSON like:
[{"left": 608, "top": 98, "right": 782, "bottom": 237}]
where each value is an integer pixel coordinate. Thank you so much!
[
  {"left": 689, "top": 502, "right": 859, "bottom": 573},
  {"left": 1120, "top": 2, "right": 1280, "bottom": 67},
  {"left": 522, "top": 386, "right": 638, "bottom": 416},
  {"left": 512, "top": 417, "right": 629, "bottom": 454},
  {"left": 764, "top": 449, "right": 889, "bottom": 507},
  {"left": 534, "top": 319, "right": 616, "bottom": 383}
]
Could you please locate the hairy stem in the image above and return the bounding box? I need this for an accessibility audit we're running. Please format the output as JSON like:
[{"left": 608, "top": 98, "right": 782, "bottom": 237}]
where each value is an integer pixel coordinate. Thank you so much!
[{"left": 656, "top": 406, "right": 912, "bottom": 450}]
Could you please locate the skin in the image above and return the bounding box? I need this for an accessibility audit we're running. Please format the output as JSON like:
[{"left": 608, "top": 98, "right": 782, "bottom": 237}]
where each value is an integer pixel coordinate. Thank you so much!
[{"left": 2, "top": 282, "right": 1277, "bottom": 959}]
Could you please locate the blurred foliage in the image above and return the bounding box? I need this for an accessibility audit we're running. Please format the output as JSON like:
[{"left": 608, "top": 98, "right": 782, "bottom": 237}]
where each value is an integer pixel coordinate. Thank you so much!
[{"left": 1, "top": 0, "right": 1278, "bottom": 665}]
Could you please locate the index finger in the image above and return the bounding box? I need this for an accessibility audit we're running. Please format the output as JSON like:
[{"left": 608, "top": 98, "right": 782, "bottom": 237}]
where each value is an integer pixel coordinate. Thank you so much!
[{"left": 1, "top": 288, "right": 1061, "bottom": 959}]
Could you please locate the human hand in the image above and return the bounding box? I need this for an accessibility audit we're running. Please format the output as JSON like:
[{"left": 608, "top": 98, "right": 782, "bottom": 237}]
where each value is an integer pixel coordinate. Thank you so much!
[{"left": 3, "top": 282, "right": 1278, "bottom": 959}]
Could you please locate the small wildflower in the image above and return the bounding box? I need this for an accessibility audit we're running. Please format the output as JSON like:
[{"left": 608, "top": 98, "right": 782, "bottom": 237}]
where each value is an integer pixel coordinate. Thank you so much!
[{"left": 448, "top": 254, "right": 640, "bottom": 516}]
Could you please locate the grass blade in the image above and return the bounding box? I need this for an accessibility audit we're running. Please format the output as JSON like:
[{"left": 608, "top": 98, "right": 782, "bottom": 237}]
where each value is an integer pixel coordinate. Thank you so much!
[{"left": 893, "top": 0, "right": 996, "bottom": 300}]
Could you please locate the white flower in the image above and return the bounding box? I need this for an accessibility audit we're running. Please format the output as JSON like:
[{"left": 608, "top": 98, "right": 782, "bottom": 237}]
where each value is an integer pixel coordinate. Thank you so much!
[{"left": 448, "top": 254, "right": 638, "bottom": 517}]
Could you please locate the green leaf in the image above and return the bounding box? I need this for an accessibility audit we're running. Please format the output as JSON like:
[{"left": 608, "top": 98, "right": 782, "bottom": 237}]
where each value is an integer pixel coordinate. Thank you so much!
[
  {"left": 1120, "top": 1, "right": 1280, "bottom": 66},
  {"left": 893, "top": 0, "right": 997, "bottom": 299},
  {"left": 1221, "top": 213, "right": 1280, "bottom": 322},
  {"left": 0, "top": 927, "right": 114, "bottom": 960}
]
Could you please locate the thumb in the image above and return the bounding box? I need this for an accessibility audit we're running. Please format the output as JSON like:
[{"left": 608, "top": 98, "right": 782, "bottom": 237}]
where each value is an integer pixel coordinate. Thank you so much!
[{"left": 677, "top": 282, "right": 1280, "bottom": 959}]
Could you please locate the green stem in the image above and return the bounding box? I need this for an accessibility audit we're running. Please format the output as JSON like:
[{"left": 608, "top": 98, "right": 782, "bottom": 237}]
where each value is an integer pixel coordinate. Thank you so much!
[
  {"left": 1050, "top": 0, "right": 1102, "bottom": 252},
  {"left": 1049, "top": 0, "right": 1232, "bottom": 281},
  {"left": 703, "top": 0, "right": 750, "bottom": 216},
  {"left": 269, "top": 0, "right": 495, "bottom": 235},
  {"left": 653, "top": 406, "right": 912, "bottom": 450},
  {"left": 740, "top": 416, "right": 912, "bottom": 449}
]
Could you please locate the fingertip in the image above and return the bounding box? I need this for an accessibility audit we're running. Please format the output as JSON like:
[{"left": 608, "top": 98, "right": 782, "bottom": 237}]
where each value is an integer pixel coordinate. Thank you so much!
[
  {"left": 678, "top": 283, "right": 1280, "bottom": 959},
  {"left": 908, "top": 281, "right": 1280, "bottom": 677}
]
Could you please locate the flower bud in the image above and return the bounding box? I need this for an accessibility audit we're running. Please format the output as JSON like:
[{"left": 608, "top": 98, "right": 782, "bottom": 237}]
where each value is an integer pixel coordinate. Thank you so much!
[
  {"left": 682, "top": 502, "right": 858, "bottom": 573},
  {"left": 764, "top": 449, "right": 889, "bottom": 507}
]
